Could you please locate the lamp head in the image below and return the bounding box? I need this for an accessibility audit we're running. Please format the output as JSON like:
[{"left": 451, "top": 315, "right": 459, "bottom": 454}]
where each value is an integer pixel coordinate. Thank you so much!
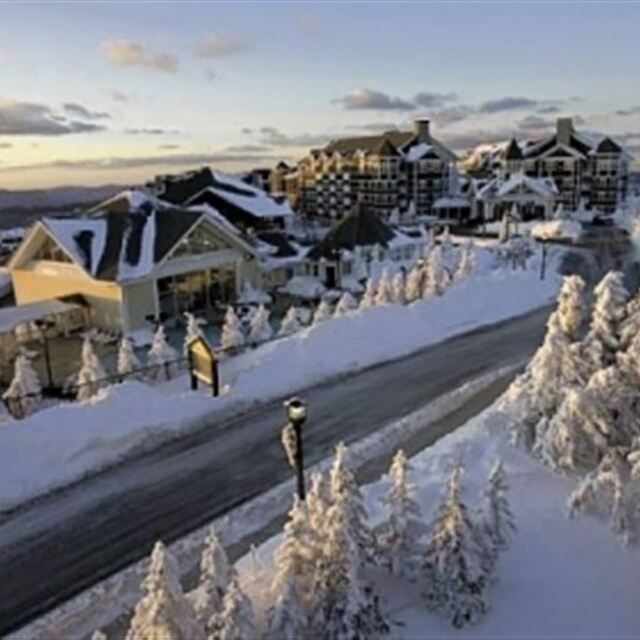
[{"left": 285, "top": 397, "right": 308, "bottom": 423}]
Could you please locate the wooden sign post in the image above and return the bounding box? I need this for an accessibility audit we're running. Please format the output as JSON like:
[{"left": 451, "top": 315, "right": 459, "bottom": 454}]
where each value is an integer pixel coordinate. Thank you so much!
[{"left": 187, "top": 335, "right": 219, "bottom": 397}]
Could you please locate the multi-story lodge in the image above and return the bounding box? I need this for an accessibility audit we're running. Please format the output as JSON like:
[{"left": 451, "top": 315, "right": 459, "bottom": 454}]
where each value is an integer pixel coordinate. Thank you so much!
[{"left": 293, "top": 119, "right": 458, "bottom": 221}]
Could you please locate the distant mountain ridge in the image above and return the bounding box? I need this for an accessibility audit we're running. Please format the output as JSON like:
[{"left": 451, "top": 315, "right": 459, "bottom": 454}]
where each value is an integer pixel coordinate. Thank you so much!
[{"left": 0, "top": 184, "right": 127, "bottom": 212}]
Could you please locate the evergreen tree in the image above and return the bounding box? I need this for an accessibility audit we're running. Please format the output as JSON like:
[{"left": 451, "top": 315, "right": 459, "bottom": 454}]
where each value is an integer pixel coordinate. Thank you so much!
[
  {"left": 3, "top": 353, "right": 41, "bottom": 415},
  {"left": 405, "top": 265, "right": 423, "bottom": 303},
  {"left": 76, "top": 336, "right": 106, "bottom": 401},
  {"left": 266, "top": 496, "right": 312, "bottom": 639},
  {"left": 392, "top": 271, "right": 406, "bottom": 305},
  {"left": 313, "top": 299, "right": 333, "bottom": 324},
  {"left": 359, "top": 278, "right": 376, "bottom": 309},
  {"left": 117, "top": 337, "right": 140, "bottom": 377},
  {"left": 334, "top": 291, "right": 358, "bottom": 317},
  {"left": 183, "top": 312, "right": 204, "bottom": 355},
  {"left": 126, "top": 541, "right": 204, "bottom": 640},
  {"left": 147, "top": 325, "right": 178, "bottom": 377},
  {"left": 192, "top": 527, "right": 234, "bottom": 630},
  {"left": 479, "top": 461, "right": 516, "bottom": 569},
  {"left": 220, "top": 306, "right": 244, "bottom": 352},
  {"left": 374, "top": 268, "right": 394, "bottom": 305},
  {"left": 208, "top": 576, "right": 254, "bottom": 640},
  {"left": 583, "top": 271, "right": 629, "bottom": 371},
  {"left": 377, "top": 449, "right": 426, "bottom": 579},
  {"left": 423, "top": 245, "right": 446, "bottom": 297},
  {"left": 556, "top": 275, "right": 586, "bottom": 342},
  {"left": 249, "top": 304, "right": 273, "bottom": 344},
  {"left": 621, "top": 290, "right": 640, "bottom": 348},
  {"left": 455, "top": 241, "right": 475, "bottom": 279},
  {"left": 278, "top": 306, "right": 302, "bottom": 337},
  {"left": 306, "top": 470, "right": 330, "bottom": 562},
  {"left": 498, "top": 212, "right": 510, "bottom": 243},
  {"left": 421, "top": 465, "right": 488, "bottom": 628}
]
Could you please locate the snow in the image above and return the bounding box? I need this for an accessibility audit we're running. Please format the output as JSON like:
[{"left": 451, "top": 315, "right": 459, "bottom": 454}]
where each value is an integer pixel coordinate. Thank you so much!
[
  {"left": 531, "top": 220, "right": 583, "bottom": 241},
  {"left": 0, "top": 268, "right": 12, "bottom": 298},
  {"left": 0, "top": 299, "right": 82, "bottom": 334},
  {"left": 433, "top": 195, "right": 469, "bottom": 209},
  {"left": 404, "top": 142, "right": 432, "bottom": 162},
  {"left": 280, "top": 276, "right": 326, "bottom": 300},
  {"left": 0, "top": 259, "right": 561, "bottom": 512},
  {"left": 117, "top": 209, "right": 157, "bottom": 281}
]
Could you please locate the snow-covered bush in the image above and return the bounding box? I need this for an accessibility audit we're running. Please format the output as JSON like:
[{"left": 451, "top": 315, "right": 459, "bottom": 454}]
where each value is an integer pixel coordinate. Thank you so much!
[
  {"left": 374, "top": 268, "right": 394, "bottom": 305},
  {"left": 455, "top": 241, "right": 475, "bottom": 279},
  {"left": 405, "top": 265, "right": 423, "bottom": 303},
  {"left": 117, "top": 337, "right": 140, "bottom": 377},
  {"left": 3, "top": 353, "right": 41, "bottom": 417},
  {"left": 556, "top": 275, "right": 586, "bottom": 341},
  {"left": 312, "top": 299, "right": 333, "bottom": 324},
  {"left": 359, "top": 278, "right": 376, "bottom": 309},
  {"left": 249, "top": 305, "right": 273, "bottom": 345},
  {"left": 392, "top": 271, "right": 406, "bottom": 305},
  {"left": 76, "top": 336, "right": 106, "bottom": 401},
  {"left": 221, "top": 306, "right": 245, "bottom": 352},
  {"left": 184, "top": 311, "right": 204, "bottom": 355},
  {"left": 334, "top": 291, "right": 358, "bottom": 317},
  {"left": 423, "top": 245, "right": 447, "bottom": 297},
  {"left": 278, "top": 306, "right": 302, "bottom": 338},
  {"left": 147, "top": 325, "right": 179, "bottom": 379}
]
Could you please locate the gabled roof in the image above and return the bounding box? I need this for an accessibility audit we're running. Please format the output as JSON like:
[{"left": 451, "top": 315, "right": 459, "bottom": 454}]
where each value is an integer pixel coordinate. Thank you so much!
[
  {"left": 324, "top": 131, "right": 415, "bottom": 156},
  {"left": 504, "top": 138, "right": 523, "bottom": 161},
  {"left": 596, "top": 137, "right": 622, "bottom": 153},
  {"left": 307, "top": 204, "right": 395, "bottom": 260},
  {"left": 477, "top": 172, "right": 558, "bottom": 201}
]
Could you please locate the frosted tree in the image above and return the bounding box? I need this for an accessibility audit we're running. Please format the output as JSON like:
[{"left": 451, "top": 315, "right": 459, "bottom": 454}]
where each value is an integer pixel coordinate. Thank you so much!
[
  {"left": 117, "top": 337, "right": 140, "bottom": 377},
  {"left": 582, "top": 271, "right": 629, "bottom": 371},
  {"left": 278, "top": 306, "right": 302, "bottom": 337},
  {"left": 455, "top": 242, "right": 475, "bottom": 279},
  {"left": 423, "top": 245, "right": 447, "bottom": 297},
  {"left": 439, "top": 226, "right": 453, "bottom": 258},
  {"left": 3, "top": 353, "right": 41, "bottom": 416},
  {"left": 392, "top": 271, "right": 406, "bottom": 305},
  {"left": 90, "top": 631, "right": 107, "bottom": 640},
  {"left": 76, "top": 336, "right": 106, "bottom": 401},
  {"left": 556, "top": 275, "right": 586, "bottom": 342},
  {"left": 147, "top": 325, "right": 178, "bottom": 377},
  {"left": 183, "top": 311, "right": 204, "bottom": 354},
  {"left": 479, "top": 461, "right": 516, "bottom": 570},
  {"left": 266, "top": 496, "right": 312, "bottom": 639},
  {"left": 208, "top": 576, "right": 254, "bottom": 640},
  {"left": 374, "top": 268, "right": 394, "bottom": 305},
  {"left": 220, "top": 306, "right": 244, "bottom": 352},
  {"left": 388, "top": 207, "right": 400, "bottom": 225},
  {"left": 377, "top": 450, "right": 427, "bottom": 579},
  {"left": 359, "top": 278, "right": 377, "bottom": 309},
  {"left": 621, "top": 290, "right": 640, "bottom": 349},
  {"left": 405, "top": 265, "right": 423, "bottom": 303},
  {"left": 329, "top": 442, "right": 374, "bottom": 560},
  {"left": 312, "top": 299, "right": 333, "bottom": 324},
  {"left": 192, "top": 527, "right": 234, "bottom": 630},
  {"left": 334, "top": 291, "right": 358, "bottom": 317},
  {"left": 249, "top": 304, "right": 273, "bottom": 344},
  {"left": 306, "top": 470, "right": 330, "bottom": 561},
  {"left": 498, "top": 212, "right": 510, "bottom": 243},
  {"left": 126, "top": 541, "right": 204, "bottom": 640},
  {"left": 421, "top": 464, "right": 488, "bottom": 628}
]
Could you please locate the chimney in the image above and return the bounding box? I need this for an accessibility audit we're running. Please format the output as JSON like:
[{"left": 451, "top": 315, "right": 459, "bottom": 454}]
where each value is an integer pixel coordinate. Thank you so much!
[
  {"left": 556, "top": 117, "right": 574, "bottom": 146},
  {"left": 414, "top": 118, "right": 431, "bottom": 144}
]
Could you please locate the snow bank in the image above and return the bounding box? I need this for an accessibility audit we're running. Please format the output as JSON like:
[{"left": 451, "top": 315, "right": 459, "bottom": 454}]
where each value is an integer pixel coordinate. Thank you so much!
[
  {"left": 0, "top": 267, "right": 560, "bottom": 511},
  {"left": 531, "top": 219, "right": 582, "bottom": 242}
]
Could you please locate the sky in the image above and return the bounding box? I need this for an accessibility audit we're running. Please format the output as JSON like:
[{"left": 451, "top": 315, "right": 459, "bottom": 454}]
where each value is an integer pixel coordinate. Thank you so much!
[{"left": 1, "top": 1, "right": 640, "bottom": 189}]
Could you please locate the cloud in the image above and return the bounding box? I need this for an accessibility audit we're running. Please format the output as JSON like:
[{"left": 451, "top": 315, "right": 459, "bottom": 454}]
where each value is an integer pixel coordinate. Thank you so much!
[
  {"left": 516, "top": 115, "right": 554, "bottom": 132},
  {"left": 0, "top": 151, "right": 292, "bottom": 173},
  {"left": 345, "top": 122, "right": 401, "bottom": 132},
  {"left": 333, "top": 89, "right": 415, "bottom": 111},
  {"left": 259, "top": 126, "right": 332, "bottom": 148},
  {"left": 102, "top": 39, "right": 178, "bottom": 73},
  {"left": 429, "top": 105, "right": 475, "bottom": 127},
  {"left": 241, "top": 127, "right": 253, "bottom": 135},
  {"left": 441, "top": 127, "right": 517, "bottom": 150},
  {"left": 616, "top": 106, "right": 640, "bottom": 117},
  {"left": 204, "top": 68, "right": 218, "bottom": 82},
  {"left": 413, "top": 92, "right": 458, "bottom": 108},
  {"left": 0, "top": 142, "right": 12, "bottom": 148},
  {"left": 478, "top": 97, "right": 541, "bottom": 114},
  {"left": 158, "top": 144, "right": 180, "bottom": 150},
  {"left": 194, "top": 34, "right": 249, "bottom": 58},
  {"left": 109, "top": 90, "right": 131, "bottom": 103},
  {"left": 124, "top": 127, "right": 180, "bottom": 135},
  {"left": 536, "top": 104, "right": 561, "bottom": 115},
  {"left": 0, "top": 98, "right": 106, "bottom": 136},
  {"left": 63, "top": 102, "right": 110, "bottom": 121},
  {"left": 225, "top": 144, "right": 273, "bottom": 153},
  {"left": 295, "top": 11, "right": 321, "bottom": 36}
]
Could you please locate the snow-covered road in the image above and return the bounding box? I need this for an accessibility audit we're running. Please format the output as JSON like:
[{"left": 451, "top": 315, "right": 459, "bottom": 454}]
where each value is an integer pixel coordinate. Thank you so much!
[{"left": 0, "top": 305, "right": 552, "bottom": 634}]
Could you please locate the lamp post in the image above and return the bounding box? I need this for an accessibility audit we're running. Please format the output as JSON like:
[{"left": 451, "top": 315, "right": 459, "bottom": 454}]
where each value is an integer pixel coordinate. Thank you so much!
[
  {"left": 282, "top": 397, "right": 308, "bottom": 500},
  {"left": 33, "top": 318, "right": 55, "bottom": 390}
]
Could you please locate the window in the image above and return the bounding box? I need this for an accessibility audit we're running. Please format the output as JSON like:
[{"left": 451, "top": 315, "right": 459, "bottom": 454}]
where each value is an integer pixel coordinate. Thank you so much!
[
  {"left": 171, "top": 221, "right": 226, "bottom": 259},
  {"left": 33, "top": 236, "right": 72, "bottom": 263}
]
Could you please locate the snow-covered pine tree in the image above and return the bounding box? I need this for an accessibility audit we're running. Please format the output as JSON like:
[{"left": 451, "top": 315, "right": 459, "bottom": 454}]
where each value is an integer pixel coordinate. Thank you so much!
[
  {"left": 249, "top": 304, "right": 273, "bottom": 345},
  {"left": 377, "top": 449, "right": 426, "bottom": 579},
  {"left": 208, "top": 576, "right": 254, "bottom": 640},
  {"left": 498, "top": 212, "right": 510, "bottom": 243},
  {"left": 183, "top": 312, "right": 204, "bottom": 355},
  {"left": 220, "top": 306, "right": 245, "bottom": 352},
  {"left": 582, "top": 271, "right": 629, "bottom": 371},
  {"left": 334, "top": 291, "right": 358, "bottom": 317},
  {"left": 76, "top": 336, "right": 106, "bottom": 401},
  {"left": 126, "top": 541, "right": 204, "bottom": 640},
  {"left": 147, "top": 325, "right": 178, "bottom": 378},
  {"left": 621, "top": 289, "right": 640, "bottom": 349},
  {"left": 192, "top": 526, "right": 234, "bottom": 631},
  {"left": 439, "top": 226, "right": 453, "bottom": 257},
  {"left": 556, "top": 275, "right": 586, "bottom": 342},
  {"left": 329, "top": 442, "right": 375, "bottom": 560},
  {"left": 455, "top": 242, "right": 475, "bottom": 280},
  {"left": 117, "top": 337, "right": 140, "bottom": 377},
  {"left": 421, "top": 464, "right": 488, "bottom": 628},
  {"left": 374, "top": 268, "right": 394, "bottom": 305},
  {"left": 313, "top": 299, "right": 333, "bottom": 324},
  {"left": 278, "top": 306, "right": 302, "bottom": 337},
  {"left": 479, "top": 461, "right": 516, "bottom": 569},
  {"left": 306, "top": 470, "right": 330, "bottom": 562},
  {"left": 392, "top": 271, "right": 406, "bottom": 305},
  {"left": 405, "top": 265, "right": 423, "bottom": 303},
  {"left": 423, "top": 245, "right": 447, "bottom": 297},
  {"left": 3, "top": 353, "right": 41, "bottom": 415},
  {"left": 266, "top": 496, "right": 312, "bottom": 639},
  {"left": 359, "top": 278, "right": 376, "bottom": 309}
]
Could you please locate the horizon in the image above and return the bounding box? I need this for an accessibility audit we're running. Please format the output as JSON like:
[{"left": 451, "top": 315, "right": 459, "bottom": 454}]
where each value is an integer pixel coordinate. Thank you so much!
[{"left": 1, "top": 1, "right": 640, "bottom": 189}]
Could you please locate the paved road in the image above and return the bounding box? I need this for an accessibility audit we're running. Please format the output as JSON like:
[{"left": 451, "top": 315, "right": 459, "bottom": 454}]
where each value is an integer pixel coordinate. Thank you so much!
[{"left": 0, "top": 305, "right": 552, "bottom": 634}]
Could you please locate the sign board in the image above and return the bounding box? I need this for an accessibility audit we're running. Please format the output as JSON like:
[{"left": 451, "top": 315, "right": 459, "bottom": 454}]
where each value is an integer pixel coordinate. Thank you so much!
[{"left": 187, "top": 335, "right": 219, "bottom": 396}]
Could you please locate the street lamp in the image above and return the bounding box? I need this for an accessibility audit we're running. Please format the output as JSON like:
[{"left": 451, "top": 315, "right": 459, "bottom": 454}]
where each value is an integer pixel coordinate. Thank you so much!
[
  {"left": 282, "top": 397, "right": 308, "bottom": 500},
  {"left": 33, "top": 318, "right": 55, "bottom": 390}
]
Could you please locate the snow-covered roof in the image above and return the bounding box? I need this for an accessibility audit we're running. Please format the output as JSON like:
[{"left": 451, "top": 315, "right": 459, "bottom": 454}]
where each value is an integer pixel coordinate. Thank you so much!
[
  {"left": 434, "top": 196, "right": 471, "bottom": 209},
  {"left": 531, "top": 220, "right": 582, "bottom": 242},
  {"left": 280, "top": 276, "right": 326, "bottom": 300},
  {"left": 237, "top": 282, "right": 272, "bottom": 305},
  {"left": 404, "top": 142, "right": 433, "bottom": 162},
  {"left": 478, "top": 172, "right": 558, "bottom": 201},
  {"left": 0, "top": 299, "right": 82, "bottom": 334}
]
